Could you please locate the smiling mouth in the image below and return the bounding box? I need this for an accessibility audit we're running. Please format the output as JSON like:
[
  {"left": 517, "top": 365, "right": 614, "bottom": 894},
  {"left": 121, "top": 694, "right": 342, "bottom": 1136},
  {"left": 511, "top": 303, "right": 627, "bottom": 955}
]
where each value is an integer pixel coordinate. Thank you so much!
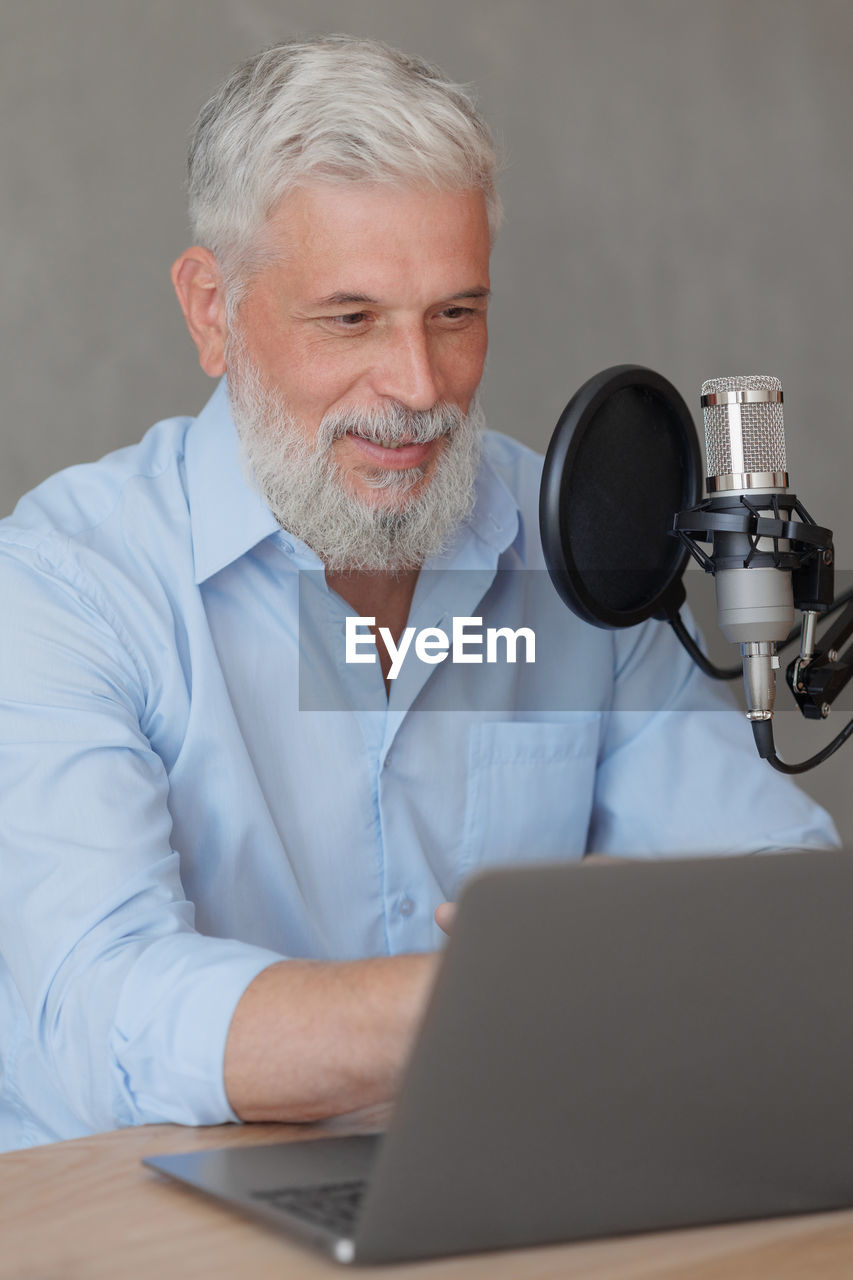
[
  {"left": 360, "top": 437, "right": 413, "bottom": 450},
  {"left": 347, "top": 429, "right": 443, "bottom": 448},
  {"left": 344, "top": 430, "right": 442, "bottom": 472}
]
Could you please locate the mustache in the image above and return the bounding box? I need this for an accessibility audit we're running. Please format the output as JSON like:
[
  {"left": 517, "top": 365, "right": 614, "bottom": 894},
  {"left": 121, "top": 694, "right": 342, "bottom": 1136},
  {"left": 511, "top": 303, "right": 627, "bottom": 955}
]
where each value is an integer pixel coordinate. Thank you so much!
[{"left": 316, "top": 401, "right": 464, "bottom": 450}]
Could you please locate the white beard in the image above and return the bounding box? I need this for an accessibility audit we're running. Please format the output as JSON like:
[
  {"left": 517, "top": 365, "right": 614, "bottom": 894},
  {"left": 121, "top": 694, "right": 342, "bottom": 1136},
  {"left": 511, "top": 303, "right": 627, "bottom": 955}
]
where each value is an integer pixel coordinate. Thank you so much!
[{"left": 226, "top": 342, "right": 485, "bottom": 573}]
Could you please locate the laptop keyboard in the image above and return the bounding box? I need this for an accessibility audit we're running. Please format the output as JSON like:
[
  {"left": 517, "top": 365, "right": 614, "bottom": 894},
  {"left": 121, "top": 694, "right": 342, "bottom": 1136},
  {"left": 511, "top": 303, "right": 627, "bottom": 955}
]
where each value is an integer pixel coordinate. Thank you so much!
[{"left": 251, "top": 1179, "right": 368, "bottom": 1233}]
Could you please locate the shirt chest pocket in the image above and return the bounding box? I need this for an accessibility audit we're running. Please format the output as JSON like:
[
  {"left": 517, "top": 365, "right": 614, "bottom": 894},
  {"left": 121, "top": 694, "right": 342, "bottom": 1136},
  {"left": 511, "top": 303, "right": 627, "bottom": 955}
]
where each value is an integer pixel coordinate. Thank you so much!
[{"left": 458, "top": 717, "right": 601, "bottom": 879}]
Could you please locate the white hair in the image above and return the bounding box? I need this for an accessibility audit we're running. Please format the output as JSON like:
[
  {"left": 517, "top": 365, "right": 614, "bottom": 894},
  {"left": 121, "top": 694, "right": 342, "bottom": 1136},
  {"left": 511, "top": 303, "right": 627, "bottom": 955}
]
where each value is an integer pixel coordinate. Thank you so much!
[{"left": 187, "top": 35, "right": 503, "bottom": 306}]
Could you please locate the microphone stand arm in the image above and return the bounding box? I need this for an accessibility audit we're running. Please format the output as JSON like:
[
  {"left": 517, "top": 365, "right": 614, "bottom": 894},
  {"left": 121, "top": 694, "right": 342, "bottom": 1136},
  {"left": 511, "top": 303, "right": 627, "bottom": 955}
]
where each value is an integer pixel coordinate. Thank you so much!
[
  {"left": 787, "top": 596, "right": 853, "bottom": 720},
  {"left": 751, "top": 552, "right": 853, "bottom": 773}
]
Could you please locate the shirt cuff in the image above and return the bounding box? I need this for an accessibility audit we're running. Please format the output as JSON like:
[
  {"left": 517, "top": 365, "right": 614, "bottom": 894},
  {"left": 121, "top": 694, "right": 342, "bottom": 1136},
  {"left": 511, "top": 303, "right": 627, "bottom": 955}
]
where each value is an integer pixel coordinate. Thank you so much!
[{"left": 109, "top": 934, "right": 284, "bottom": 1128}]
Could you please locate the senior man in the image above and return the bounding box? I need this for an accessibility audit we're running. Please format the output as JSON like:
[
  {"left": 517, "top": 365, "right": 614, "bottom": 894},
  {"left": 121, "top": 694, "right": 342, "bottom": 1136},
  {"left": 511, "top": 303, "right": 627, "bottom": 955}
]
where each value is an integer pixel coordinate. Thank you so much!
[{"left": 0, "top": 35, "right": 837, "bottom": 1151}]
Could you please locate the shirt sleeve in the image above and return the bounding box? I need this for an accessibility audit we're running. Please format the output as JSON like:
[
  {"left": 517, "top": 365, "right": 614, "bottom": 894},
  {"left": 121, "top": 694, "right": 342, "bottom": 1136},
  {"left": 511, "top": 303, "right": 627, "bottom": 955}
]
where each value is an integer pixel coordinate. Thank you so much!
[
  {"left": 587, "top": 608, "right": 841, "bottom": 857},
  {"left": 0, "top": 540, "right": 283, "bottom": 1132}
]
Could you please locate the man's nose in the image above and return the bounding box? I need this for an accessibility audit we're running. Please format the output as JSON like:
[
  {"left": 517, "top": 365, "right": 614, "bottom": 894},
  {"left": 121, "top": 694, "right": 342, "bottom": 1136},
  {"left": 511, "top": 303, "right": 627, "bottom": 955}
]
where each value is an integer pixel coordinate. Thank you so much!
[{"left": 371, "top": 326, "right": 441, "bottom": 411}]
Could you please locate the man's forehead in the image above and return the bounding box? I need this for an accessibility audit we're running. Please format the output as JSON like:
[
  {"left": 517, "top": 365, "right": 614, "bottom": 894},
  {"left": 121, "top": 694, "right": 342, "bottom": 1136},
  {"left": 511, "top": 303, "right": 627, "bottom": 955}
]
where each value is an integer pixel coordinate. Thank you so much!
[{"left": 261, "top": 181, "right": 491, "bottom": 294}]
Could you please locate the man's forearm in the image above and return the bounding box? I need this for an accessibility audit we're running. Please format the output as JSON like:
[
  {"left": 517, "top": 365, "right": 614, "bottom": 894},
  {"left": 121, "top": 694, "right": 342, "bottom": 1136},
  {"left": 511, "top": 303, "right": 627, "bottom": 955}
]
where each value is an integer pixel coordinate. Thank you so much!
[{"left": 223, "top": 953, "right": 439, "bottom": 1123}]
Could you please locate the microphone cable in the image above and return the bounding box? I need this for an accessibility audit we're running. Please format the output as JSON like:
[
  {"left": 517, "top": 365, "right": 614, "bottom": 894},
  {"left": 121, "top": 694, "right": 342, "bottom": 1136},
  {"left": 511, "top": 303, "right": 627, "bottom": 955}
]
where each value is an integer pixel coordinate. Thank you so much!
[{"left": 751, "top": 714, "right": 853, "bottom": 775}]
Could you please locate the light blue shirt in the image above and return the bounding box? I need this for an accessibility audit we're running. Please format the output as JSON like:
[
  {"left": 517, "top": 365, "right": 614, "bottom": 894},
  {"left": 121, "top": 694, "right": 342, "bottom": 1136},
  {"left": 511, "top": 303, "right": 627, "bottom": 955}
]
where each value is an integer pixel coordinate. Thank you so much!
[{"left": 0, "top": 381, "right": 837, "bottom": 1151}]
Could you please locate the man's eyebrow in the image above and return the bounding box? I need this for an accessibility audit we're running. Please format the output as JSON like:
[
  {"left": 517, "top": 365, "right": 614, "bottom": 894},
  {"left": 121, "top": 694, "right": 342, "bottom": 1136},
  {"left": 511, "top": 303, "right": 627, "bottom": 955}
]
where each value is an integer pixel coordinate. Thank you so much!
[
  {"left": 446, "top": 286, "right": 491, "bottom": 301},
  {"left": 311, "top": 292, "right": 380, "bottom": 307},
  {"left": 310, "top": 286, "right": 492, "bottom": 308}
]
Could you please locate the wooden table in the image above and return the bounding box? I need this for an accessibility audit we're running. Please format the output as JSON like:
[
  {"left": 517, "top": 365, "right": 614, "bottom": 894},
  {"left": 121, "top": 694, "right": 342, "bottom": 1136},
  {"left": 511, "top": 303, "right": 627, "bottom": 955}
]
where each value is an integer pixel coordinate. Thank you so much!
[{"left": 3, "top": 1118, "right": 853, "bottom": 1279}]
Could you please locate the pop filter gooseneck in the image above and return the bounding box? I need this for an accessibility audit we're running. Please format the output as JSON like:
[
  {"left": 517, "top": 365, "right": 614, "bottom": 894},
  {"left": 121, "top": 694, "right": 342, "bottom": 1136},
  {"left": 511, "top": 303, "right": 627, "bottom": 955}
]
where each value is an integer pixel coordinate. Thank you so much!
[{"left": 538, "top": 364, "right": 738, "bottom": 679}]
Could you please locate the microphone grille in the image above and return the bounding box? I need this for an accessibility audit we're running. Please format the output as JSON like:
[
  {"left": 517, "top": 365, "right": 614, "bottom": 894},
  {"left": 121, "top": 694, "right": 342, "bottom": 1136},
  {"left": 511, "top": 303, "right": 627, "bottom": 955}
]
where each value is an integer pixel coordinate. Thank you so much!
[
  {"left": 701, "top": 375, "right": 782, "bottom": 395},
  {"left": 701, "top": 374, "right": 786, "bottom": 479}
]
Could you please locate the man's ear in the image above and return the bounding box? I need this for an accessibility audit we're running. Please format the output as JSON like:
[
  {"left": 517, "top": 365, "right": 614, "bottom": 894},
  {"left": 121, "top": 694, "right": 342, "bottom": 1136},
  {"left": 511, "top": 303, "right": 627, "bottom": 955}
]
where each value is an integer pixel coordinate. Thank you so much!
[{"left": 171, "top": 247, "right": 228, "bottom": 377}]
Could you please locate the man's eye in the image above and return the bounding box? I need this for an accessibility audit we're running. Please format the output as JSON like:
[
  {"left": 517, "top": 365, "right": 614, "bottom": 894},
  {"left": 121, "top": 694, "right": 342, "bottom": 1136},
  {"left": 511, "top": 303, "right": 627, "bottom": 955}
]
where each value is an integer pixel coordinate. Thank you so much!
[
  {"left": 330, "top": 312, "right": 369, "bottom": 328},
  {"left": 441, "top": 306, "right": 474, "bottom": 321}
]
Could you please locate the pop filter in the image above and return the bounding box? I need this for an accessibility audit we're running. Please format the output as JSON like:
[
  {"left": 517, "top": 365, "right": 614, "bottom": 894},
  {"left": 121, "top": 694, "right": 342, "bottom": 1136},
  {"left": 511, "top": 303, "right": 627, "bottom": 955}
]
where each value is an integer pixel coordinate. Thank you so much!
[{"left": 539, "top": 364, "right": 702, "bottom": 629}]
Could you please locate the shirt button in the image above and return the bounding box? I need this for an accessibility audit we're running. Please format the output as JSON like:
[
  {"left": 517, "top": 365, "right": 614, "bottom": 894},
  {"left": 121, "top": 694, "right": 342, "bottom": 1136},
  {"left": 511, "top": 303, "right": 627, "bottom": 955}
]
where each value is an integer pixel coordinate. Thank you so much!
[{"left": 399, "top": 896, "right": 415, "bottom": 917}]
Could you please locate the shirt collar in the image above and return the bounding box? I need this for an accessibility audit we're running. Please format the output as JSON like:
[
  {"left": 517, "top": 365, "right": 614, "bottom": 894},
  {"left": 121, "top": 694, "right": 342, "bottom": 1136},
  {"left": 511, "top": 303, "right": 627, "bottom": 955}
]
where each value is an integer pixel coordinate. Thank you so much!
[
  {"left": 184, "top": 379, "right": 521, "bottom": 584},
  {"left": 185, "top": 379, "right": 281, "bottom": 585}
]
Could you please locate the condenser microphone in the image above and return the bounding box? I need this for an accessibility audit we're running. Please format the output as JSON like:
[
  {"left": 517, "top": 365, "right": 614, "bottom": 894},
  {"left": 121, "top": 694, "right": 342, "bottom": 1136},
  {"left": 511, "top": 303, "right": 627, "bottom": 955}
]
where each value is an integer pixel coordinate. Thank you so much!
[
  {"left": 540, "top": 364, "right": 839, "bottom": 772},
  {"left": 700, "top": 375, "right": 794, "bottom": 720}
]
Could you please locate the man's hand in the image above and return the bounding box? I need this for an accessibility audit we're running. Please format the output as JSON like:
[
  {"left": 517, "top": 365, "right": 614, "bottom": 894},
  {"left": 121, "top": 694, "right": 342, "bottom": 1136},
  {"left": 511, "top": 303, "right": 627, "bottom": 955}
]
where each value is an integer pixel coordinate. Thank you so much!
[
  {"left": 432, "top": 860, "right": 625, "bottom": 942},
  {"left": 434, "top": 901, "right": 456, "bottom": 935},
  {"left": 432, "top": 861, "right": 624, "bottom": 937}
]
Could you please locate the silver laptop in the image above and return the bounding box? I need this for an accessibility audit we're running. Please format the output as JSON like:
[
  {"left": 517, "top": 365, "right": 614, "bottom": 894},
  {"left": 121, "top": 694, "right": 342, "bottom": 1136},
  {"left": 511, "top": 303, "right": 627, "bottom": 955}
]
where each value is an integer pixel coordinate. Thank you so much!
[{"left": 145, "top": 851, "right": 853, "bottom": 1265}]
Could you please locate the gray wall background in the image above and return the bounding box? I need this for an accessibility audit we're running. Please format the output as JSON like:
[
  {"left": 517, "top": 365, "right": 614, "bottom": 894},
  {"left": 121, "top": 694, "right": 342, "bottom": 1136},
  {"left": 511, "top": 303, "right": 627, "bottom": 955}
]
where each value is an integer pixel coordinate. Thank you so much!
[{"left": 2, "top": 0, "right": 852, "bottom": 840}]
